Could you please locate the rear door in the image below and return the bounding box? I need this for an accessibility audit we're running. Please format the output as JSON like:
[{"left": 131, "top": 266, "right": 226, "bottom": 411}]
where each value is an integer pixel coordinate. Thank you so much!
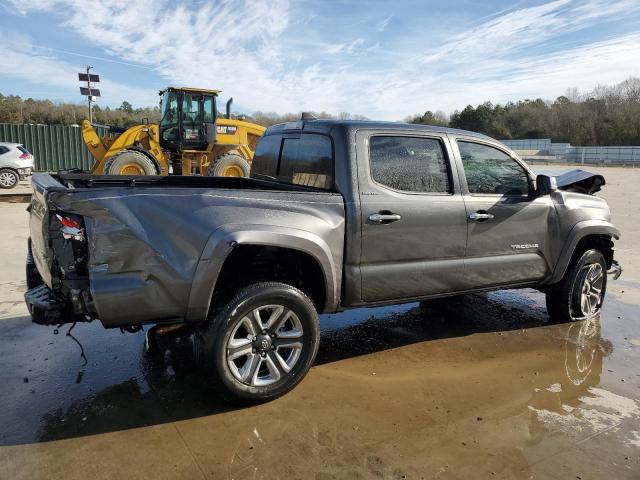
[
  {"left": 450, "top": 136, "right": 556, "bottom": 288},
  {"left": 357, "top": 130, "right": 468, "bottom": 302}
]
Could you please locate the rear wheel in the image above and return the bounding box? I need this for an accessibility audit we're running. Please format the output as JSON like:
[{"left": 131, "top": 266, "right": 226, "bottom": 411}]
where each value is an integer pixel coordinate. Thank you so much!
[
  {"left": 104, "top": 150, "right": 158, "bottom": 175},
  {"left": 202, "top": 282, "right": 319, "bottom": 403},
  {"left": 0, "top": 168, "right": 19, "bottom": 189},
  {"left": 546, "top": 249, "right": 607, "bottom": 323},
  {"left": 208, "top": 153, "right": 250, "bottom": 177}
]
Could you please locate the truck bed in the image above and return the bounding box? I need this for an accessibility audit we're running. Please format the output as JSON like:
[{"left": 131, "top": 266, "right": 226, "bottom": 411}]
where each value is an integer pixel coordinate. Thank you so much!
[{"left": 27, "top": 173, "right": 346, "bottom": 327}]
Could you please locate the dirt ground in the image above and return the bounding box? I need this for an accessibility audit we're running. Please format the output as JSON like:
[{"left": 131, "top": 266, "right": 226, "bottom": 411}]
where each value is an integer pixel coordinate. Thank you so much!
[{"left": 0, "top": 166, "right": 639, "bottom": 479}]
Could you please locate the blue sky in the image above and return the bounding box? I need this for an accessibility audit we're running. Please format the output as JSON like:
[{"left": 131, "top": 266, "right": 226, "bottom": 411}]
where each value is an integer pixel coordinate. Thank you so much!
[{"left": 0, "top": 0, "right": 639, "bottom": 120}]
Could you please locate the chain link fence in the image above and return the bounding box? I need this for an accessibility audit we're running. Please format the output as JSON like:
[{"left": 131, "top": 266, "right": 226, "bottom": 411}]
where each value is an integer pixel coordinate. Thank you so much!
[{"left": 501, "top": 138, "right": 640, "bottom": 166}]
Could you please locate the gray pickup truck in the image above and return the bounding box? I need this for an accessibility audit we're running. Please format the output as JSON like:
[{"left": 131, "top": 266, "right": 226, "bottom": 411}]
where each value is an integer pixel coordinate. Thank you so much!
[{"left": 25, "top": 119, "right": 621, "bottom": 402}]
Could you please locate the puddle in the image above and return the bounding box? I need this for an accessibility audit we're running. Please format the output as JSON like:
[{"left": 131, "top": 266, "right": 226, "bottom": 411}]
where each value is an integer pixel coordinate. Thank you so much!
[{"left": 0, "top": 288, "right": 639, "bottom": 478}]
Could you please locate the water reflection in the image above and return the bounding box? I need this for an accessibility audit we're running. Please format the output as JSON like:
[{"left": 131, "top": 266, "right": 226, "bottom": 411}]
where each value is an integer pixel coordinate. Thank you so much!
[
  {"left": 564, "top": 316, "right": 612, "bottom": 387},
  {"left": 527, "top": 315, "right": 640, "bottom": 450},
  {"left": 0, "top": 291, "right": 622, "bottom": 448}
]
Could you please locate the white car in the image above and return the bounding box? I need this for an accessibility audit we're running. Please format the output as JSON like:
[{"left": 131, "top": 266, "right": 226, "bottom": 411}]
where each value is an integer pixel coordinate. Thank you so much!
[{"left": 0, "top": 142, "right": 34, "bottom": 189}]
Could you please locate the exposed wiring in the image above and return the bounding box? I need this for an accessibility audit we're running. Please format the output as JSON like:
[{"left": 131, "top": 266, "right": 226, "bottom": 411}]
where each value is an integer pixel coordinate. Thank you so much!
[{"left": 66, "top": 322, "right": 88, "bottom": 366}]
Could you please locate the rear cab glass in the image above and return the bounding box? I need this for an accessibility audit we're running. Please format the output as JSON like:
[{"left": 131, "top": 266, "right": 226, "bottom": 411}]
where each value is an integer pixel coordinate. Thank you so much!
[{"left": 251, "top": 133, "right": 334, "bottom": 190}]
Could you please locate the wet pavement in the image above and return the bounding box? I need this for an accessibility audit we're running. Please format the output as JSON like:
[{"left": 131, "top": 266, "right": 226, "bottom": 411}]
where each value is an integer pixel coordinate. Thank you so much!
[{"left": 1, "top": 166, "right": 639, "bottom": 479}]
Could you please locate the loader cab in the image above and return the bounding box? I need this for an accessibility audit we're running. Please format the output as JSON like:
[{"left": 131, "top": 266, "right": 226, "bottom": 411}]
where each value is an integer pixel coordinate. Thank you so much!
[{"left": 159, "top": 87, "right": 218, "bottom": 151}]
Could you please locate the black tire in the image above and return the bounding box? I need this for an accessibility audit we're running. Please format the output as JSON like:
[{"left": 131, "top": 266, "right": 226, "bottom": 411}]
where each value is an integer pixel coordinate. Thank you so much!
[
  {"left": 104, "top": 150, "right": 158, "bottom": 175},
  {"left": 546, "top": 249, "right": 607, "bottom": 323},
  {"left": 26, "top": 239, "right": 43, "bottom": 289},
  {"left": 209, "top": 153, "right": 250, "bottom": 177},
  {"left": 202, "top": 282, "right": 319, "bottom": 403},
  {"left": 0, "top": 168, "right": 19, "bottom": 189}
]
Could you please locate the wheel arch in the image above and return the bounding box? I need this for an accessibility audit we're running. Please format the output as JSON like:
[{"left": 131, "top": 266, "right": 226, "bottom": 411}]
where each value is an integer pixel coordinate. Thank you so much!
[
  {"left": 185, "top": 225, "right": 340, "bottom": 322},
  {"left": 546, "top": 220, "right": 619, "bottom": 284}
]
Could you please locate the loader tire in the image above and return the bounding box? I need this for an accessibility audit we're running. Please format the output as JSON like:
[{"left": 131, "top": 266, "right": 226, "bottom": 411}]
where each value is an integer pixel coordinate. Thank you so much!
[
  {"left": 104, "top": 150, "right": 158, "bottom": 176},
  {"left": 208, "top": 153, "right": 250, "bottom": 178}
]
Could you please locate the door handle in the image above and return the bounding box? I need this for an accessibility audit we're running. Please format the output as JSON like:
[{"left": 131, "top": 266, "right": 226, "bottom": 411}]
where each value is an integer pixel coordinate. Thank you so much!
[
  {"left": 469, "top": 211, "right": 494, "bottom": 222},
  {"left": 368, "top": 212, "right": 402, "bottom": 224}
]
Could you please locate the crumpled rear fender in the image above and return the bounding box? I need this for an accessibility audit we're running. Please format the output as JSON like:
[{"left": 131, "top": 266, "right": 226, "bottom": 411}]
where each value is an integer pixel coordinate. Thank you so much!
[{"left": 185, "top": 224, "right": 341, "bottom": 322}]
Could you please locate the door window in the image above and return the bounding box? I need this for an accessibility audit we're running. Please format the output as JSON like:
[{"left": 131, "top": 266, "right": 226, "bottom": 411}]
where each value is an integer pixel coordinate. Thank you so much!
[
  {"left": 203, "top": 96, "right": 215, "bottom": 124},
  {"left": 369, "top": 136, "right": 450, "bottom": 193},
  {"left": 159, "top": 91, "right": 179, "bottom": 144},
  {"left": 458, "top": 141, "right": 529, "bottom": 195}
]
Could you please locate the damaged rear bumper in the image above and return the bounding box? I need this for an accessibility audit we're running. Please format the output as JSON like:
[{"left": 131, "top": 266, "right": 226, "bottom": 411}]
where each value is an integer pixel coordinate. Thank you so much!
[
  {"left": 24, "top": 284, "right": 67, "bottom": 325},
  {"left": 608, "top": 260, "right": 622, "bottom": 280}
]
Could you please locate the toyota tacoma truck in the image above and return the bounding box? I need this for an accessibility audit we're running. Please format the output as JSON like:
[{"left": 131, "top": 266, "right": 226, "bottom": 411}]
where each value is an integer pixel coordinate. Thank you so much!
[{"left": 25, "top": 119, "right": 621, "bottom": 402}]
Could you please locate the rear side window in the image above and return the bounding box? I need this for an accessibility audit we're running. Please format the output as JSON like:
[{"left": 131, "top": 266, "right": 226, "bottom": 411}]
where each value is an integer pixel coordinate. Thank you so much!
[
  {"left": 369, "top": 136, "right": 450, "bottom": 193},
  {"left": 251, "top": 133, "right": 333, "bottom": 190},
  {"left": 457, "top": 141, "right": 529, "bottom": 195},
  {"left": 278, "top": 135, "right": 332, "bottom": 189},
  {"left": 0, "top": 146, "right": 9, "bottom": 155}
]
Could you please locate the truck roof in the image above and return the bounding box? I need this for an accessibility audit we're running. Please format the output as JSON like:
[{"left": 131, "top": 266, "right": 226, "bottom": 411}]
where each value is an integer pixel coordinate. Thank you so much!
[{"left": 264, "top": 119, "right": 494, "bottom": 141}]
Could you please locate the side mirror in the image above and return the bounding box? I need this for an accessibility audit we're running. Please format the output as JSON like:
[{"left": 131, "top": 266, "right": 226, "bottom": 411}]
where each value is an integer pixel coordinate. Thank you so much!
[{"left": 536, "top": 174, "right": 558, "bottom": 196}]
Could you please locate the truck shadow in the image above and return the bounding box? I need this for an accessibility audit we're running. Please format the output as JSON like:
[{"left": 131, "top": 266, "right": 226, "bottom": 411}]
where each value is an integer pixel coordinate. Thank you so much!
[{"left": 0, "top": 289, "right": 610, "bottom": 446}]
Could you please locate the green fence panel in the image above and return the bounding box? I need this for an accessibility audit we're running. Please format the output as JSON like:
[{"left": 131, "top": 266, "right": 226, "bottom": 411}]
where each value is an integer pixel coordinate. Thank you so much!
[{"left": 0, "top": 123, "right": 109, "bottom": 171}]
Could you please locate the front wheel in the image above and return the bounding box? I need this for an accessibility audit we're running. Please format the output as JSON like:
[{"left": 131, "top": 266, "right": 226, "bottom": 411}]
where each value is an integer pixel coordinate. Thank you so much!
[
  {"left": 546, "top": 249, "right": 607, "bottom": 323},
  {"left": 104, "top": 150, "right": 158, "bottom": 175},
  {"left": 203, "top": 282, "right": 320, "bottom": 403}
]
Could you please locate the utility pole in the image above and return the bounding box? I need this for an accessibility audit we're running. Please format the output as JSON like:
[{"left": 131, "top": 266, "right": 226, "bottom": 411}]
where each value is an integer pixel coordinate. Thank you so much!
[{"left": 78, "top": 67, "right": 100, "bottom": 123}]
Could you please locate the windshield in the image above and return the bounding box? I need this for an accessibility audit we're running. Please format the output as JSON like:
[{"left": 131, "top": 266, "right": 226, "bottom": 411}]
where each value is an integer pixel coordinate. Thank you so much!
[
  {"left": 181, "top": 92, "right": 204, "bottom": 143},
  {"left": 159, "top": 91, "right": 179, "bottom": 145}
]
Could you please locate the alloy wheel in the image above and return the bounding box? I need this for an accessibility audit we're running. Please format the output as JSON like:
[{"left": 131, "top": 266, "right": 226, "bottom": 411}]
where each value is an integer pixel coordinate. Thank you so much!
[
  {"left": 574, "top": 262, "right": 604, "bottom": 318},
  {"left": 0, "top": 171, "right": 18, "bottom": 188},
  {"left": 226, "top": 304, "right": 304, "bottom": 387}
]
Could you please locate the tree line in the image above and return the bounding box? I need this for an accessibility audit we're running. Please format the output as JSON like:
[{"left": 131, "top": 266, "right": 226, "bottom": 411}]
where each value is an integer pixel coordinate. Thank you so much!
[
  {"left": 0, "top": 95, "right": 160, "bottom": 127},
  {"left": 0, "top": 94, "right": 366, "bottom": 129},
  {"left": 1, "top": 76, "right": 639, "bottom": 145},
  {"left": 407, "top": 77, "right": 640, "bottom": 146}
]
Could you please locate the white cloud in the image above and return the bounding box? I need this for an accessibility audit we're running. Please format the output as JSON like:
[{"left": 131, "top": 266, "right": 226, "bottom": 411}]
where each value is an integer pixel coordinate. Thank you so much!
[
  {"left": 0, "top": 29, "right": 157, "bottom": 106},
  {"left": 421, "top": 0, "right": 640, "bottom": 64},
  {"left": 1, "top": 0, "right": 640, "bottom": 119}
]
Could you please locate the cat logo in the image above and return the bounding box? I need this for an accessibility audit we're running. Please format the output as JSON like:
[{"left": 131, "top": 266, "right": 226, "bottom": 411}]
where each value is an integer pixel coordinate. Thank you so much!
[{"left": 216, "top": 125, "right": 238, "bottom": 135}]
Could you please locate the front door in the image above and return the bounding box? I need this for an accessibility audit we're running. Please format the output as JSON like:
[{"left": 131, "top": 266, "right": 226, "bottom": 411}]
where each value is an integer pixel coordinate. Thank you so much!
[
  {"left": 357, "top": 131, "right": 468, "bottom": 302},
  {"left": 451, "top": 137, "right": 556, "bottom": 289}
]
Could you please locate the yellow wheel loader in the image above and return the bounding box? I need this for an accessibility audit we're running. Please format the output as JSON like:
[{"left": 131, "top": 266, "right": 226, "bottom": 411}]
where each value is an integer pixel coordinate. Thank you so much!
[{"left": 82, "top": 87, "right": 266, "bottom": 177}]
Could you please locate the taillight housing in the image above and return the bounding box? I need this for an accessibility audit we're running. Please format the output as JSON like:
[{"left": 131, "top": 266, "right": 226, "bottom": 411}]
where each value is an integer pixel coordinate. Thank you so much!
[
  {"left": 55, "top": 213, "right": 85, "bottom": 241},
  {"left": 19, "top": 152, "right": 31, "bottom": 159}
]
